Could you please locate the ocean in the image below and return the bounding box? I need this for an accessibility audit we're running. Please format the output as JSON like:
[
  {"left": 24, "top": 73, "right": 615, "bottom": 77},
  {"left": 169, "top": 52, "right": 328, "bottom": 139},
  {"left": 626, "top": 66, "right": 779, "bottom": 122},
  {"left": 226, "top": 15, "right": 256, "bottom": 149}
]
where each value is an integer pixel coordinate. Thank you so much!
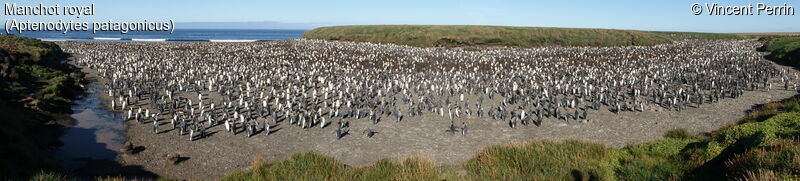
[{"left": 2, "top": 29, "right": 306, "bottom": 42}]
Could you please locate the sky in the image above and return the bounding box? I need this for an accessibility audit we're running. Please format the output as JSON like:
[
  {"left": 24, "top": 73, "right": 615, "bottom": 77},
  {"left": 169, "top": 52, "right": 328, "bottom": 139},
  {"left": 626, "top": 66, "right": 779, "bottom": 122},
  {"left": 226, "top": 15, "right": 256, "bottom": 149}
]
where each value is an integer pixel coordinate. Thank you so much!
[{"left": 3, "top": 0, "right": 799, "bottom": 33}]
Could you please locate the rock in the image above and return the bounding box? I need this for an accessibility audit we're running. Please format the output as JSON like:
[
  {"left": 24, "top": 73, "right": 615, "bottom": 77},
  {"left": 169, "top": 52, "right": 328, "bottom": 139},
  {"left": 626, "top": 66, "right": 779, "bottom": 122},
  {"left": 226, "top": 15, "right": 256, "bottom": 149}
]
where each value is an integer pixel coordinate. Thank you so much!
[
  {"left": 164, "top": 153, "right": 182, "bottom": 165},
  {"left": 119, "top": 141, "right": 135, "bottom": 155}
]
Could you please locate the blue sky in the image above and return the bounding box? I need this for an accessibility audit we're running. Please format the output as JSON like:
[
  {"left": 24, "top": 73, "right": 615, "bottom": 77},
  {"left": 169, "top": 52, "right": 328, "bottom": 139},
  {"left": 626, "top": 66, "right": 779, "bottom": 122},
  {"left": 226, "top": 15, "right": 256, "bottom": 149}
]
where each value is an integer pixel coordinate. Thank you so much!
[{"left": 4, "top": 0, "right": 799, "bottom": 32}]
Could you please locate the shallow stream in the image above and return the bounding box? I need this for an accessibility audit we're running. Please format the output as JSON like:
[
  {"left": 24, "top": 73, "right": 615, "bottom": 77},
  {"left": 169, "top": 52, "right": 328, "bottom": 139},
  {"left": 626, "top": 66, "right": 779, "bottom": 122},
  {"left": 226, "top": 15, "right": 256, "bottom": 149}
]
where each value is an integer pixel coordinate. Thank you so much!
[{"left": 53, "top": 86, "right": 126, "bottom": 171}]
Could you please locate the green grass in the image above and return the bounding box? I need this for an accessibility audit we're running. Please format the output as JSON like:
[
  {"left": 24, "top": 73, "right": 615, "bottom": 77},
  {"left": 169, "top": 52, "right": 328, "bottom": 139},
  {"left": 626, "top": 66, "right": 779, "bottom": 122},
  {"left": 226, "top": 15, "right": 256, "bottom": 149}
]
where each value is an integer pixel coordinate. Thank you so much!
[
  {"left": 464, "top": 140, "right": 619, "bottom": 180},
  {"left": 28, "top": 171, "right": 77, "bottom": 181},
  {"left": 760, "top": 37, "right": 800, "bottom": 52},
  {"left": 0, "top": 63, "right": 82, "bottom": 113},
  {"left": 302, "top": 25, "right": 745, "bottom": 48},
  {"left": 722, "top": 138, "right": 800, "bottom": 180},
  {"left": 664, "top": 128, "right": 696, "bottom": 140},
  {"left": 220, "top": 152, "right": 455, "bottom": 181},
  {"left": 0, "top": 35, "right": 66, "bottom": 65},
  {"left": 1, "top": 35, "right": 83, "bottom": 113},
  {"left": 616, "top": 137, "right": 700, "bottom": 180},
  {"left": 759, "top": 37, "right": 800, "bottom": 69},
  {"left": 739, "top": 96, "right": 800, "bottom": 124},
  {"left": 705, "top": 113, "right": 800, "bottom": 158}
]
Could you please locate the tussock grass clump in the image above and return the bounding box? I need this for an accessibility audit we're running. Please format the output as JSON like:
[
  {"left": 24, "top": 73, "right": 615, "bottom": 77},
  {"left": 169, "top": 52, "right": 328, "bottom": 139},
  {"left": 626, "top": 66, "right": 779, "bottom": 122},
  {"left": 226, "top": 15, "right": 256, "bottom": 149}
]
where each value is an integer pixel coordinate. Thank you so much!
[
  {"left": 723, "top": 138, "right": 800, "bottom": 180},
  {"left": 683, "top": 112, "right": 800, "bottom": 180},
  {"left": 616, "top": 129, "right": 705, "bottom": 180},
  {"left": 616, "top": 138, "right": 698, "bottom": 180},
  {"left": 220, "top": 152, "right": 450, "bottom": 181},
  {"left": 463, "top": 140, "right": 618, "bottom": 180},
  {"left": 705, "top": 112, "right": 800, "bottom": 159},
  {"left": 664, "top": 128, "right": 696, "bottom": 140},
  {"left": 354, "top": 157, "right": 450, "bottom": 180},
  {"left": 221, "top": 152, "right": 346, "bottom": 181},
  {"left": 28, "top": 171, "right": 76, "bottom": 181},
  {"left": 28, "top": 172, "right": 174, "bottom": 181}
]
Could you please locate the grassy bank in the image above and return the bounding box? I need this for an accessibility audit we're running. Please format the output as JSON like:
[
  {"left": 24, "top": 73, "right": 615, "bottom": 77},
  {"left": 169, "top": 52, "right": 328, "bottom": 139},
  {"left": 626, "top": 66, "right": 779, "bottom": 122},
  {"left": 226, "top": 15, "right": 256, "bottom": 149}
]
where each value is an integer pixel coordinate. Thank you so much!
[
  {"left": 0, "top": 35, "right": 85, "bottom": 180},
  {"left": 302, "top": 25, "right": 745, "bottom": 48},
  {"left": 221, "top": 153, "right": 458, "bottom": 181},
  {"left": 759, "top": 37, "right": 800, "bottom": 69},
  {"left": 0, "top": 35, "right": 85, "bottom": 113}
]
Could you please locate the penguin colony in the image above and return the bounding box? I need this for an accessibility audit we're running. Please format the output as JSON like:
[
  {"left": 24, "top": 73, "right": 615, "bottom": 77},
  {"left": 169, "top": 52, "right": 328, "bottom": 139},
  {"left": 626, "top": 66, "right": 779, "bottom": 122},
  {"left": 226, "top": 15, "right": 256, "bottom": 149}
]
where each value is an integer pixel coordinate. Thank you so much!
[{"left": 58, "top": 39, "right": 796, "bottom": 142}]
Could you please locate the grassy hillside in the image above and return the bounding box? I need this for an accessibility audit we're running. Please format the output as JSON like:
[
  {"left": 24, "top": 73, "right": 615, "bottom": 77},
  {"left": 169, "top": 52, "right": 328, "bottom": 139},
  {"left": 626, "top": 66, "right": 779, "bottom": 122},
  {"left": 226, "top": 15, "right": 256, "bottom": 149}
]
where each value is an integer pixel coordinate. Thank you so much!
[
  {"left": 759, "top": 37, "right": 800, "bottom": 69},
  {"left": 0, "top": 35, "right": 85, "bottom": 113},
  {"left": 302, "top": 25, "right": 745, "bottom": 48},
  {"left": 0, "top": 35, "right": 85, "bottom": 180}
]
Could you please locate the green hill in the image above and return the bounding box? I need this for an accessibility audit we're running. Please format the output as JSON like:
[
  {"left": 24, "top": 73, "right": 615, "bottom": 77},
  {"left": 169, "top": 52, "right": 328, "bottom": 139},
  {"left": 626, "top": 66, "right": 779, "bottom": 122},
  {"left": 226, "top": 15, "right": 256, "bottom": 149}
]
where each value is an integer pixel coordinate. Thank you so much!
[
  {"left": 302, "top": 25, "right": 745, "bottom": 48},
  {"left": 759, "top": 37, "right": 800, "bottom": 69},
  {"left": 0, "top": 35, "right": 85, "bottom": 180}
]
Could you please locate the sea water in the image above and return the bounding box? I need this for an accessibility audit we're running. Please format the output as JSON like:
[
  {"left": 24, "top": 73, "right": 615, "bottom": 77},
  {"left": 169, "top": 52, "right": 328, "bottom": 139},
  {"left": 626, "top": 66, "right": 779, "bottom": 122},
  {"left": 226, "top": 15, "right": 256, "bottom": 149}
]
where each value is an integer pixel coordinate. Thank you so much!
[{"left": 3, "top": 29, "right": 305, "bottom": 42}]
